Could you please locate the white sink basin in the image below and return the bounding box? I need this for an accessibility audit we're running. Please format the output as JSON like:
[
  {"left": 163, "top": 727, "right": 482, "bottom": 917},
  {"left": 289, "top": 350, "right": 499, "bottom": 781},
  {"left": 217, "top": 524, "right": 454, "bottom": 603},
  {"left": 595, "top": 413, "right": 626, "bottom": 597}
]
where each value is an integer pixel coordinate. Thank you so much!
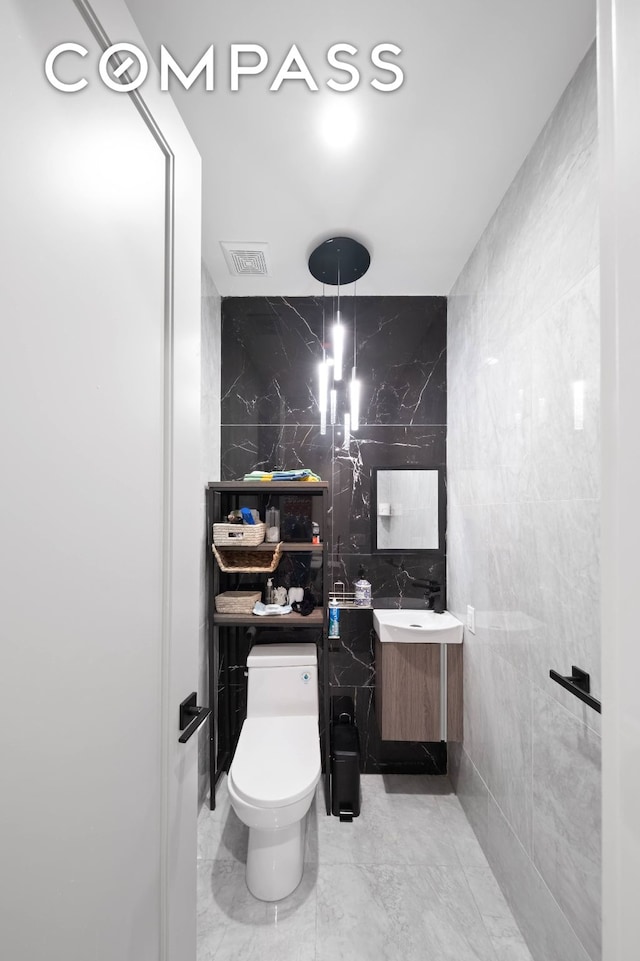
[{"left": 373, "top": 609, "right": 464, "bottom": 644}]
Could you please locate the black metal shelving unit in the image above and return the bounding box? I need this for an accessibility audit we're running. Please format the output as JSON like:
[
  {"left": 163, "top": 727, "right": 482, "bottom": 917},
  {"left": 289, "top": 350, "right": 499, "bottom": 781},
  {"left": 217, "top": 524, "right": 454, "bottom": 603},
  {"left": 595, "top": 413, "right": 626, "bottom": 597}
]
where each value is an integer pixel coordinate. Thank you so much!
[{"left": 206, "top": 481, "right": 330, "bottom": 813}]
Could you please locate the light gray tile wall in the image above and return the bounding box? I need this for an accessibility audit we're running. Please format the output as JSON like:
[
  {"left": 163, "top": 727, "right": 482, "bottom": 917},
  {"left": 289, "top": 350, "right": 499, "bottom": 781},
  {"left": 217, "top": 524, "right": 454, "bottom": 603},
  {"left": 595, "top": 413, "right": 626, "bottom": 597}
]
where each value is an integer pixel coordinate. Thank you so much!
[
  {"left": 199, "top": 263, "right": 221, "bottom": 808},
  {"left": 447, "top": 45, "right": 600, "bottom": 961}
]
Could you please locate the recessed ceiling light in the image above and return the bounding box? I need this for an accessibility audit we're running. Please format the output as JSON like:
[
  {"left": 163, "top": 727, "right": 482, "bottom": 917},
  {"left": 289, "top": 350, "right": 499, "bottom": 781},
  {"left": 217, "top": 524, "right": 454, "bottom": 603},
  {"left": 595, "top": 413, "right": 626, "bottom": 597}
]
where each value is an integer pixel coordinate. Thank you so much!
[{"left": 319, "top": 99, "right": 359, "bottom": 151}]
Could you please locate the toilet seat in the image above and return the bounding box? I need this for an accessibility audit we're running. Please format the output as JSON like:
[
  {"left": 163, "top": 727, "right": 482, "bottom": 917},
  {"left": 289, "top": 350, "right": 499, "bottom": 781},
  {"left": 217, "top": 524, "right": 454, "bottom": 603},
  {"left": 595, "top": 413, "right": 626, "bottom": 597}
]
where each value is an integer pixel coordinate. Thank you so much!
[{"left": 229, "top": 715, "right": 320, "bottom": 809}]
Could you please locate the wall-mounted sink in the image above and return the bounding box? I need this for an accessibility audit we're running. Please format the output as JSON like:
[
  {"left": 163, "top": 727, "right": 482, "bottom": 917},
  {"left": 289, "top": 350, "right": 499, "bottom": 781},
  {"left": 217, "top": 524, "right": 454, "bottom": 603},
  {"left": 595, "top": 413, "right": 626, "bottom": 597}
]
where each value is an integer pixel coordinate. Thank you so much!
[{"left": 373, "top": 609, "right": 464, "bottom": 644}]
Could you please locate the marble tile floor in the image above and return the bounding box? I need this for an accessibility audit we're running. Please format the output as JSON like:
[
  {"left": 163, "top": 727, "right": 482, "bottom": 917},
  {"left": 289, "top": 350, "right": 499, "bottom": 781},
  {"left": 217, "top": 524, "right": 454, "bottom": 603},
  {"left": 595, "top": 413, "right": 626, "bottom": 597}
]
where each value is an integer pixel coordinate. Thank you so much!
[{"left": 197, "top": 774, "right": 533, "bottom": 961}]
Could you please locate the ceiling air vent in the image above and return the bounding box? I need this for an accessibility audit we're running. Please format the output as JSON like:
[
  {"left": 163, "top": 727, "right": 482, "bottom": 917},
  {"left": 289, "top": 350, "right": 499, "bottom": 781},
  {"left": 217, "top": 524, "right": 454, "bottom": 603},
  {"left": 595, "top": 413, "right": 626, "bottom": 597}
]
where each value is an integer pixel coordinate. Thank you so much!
[{"left": 220, "top": 242, "right": 271, "bottom": 276}]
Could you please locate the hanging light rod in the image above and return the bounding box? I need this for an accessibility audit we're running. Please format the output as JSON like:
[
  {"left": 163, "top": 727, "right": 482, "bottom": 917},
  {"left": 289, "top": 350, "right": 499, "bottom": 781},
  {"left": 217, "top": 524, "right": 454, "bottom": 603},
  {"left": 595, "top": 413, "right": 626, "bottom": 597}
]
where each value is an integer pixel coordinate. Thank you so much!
[{"left": 308, "top": 236, "right": 370, "bottom": 285}]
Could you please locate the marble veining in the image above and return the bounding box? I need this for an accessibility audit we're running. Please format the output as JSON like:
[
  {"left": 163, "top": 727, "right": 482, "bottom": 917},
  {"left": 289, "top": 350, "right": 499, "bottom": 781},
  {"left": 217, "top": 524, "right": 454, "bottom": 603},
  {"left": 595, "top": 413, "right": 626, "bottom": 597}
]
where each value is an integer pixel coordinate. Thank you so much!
[
  {"left": 221, "top": 295, "right": 448, "bottom": 774},
  {"left": 532, "top": 692, "right": 601, "bottom": 960},
  {"left": 448, "top": 45, "right": 600, "bottom": 961},
  {"left": 197, "top": 774, "right": 533, "bottom": 961},
  {"left": 330, "top": 426, "right": 446, "bottom": 553},
  {"left": 453, "top": 746, "right": 595, "bottom": 961},
  {"left": 329, "top": 683, "right": 447, "bottom": 775},
  {"left": 222, "top": 296, "right": 446, "bottom": 429}
]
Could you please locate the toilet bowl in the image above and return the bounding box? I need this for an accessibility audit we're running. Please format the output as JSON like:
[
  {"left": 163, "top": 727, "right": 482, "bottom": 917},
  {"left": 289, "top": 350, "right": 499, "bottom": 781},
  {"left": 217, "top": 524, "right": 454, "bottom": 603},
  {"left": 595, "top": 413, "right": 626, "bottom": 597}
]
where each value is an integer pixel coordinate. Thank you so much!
[{"left": 227, "top": 643, "right": 321, "bottom": 901}]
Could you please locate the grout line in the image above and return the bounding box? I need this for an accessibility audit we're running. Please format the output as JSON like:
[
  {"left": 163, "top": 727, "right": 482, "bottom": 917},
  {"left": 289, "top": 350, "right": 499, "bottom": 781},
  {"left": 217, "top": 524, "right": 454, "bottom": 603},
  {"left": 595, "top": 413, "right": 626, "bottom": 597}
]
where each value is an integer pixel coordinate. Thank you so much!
[
  {"left": 446, "top": 494, "right": 600, "bottom": 507},
  {"left": 531, "top": 681, "right": 535, "bottom": 859},
  {"left": 219, "top": 423, "right": 448, "bottom": 428},
  {"left": 458, "top": 746, "right": 596, "bottom": 961},
  {"left": 457, "top": 868, "right": 510, "bottom": 961},
  {"left": 529, "top": 672, "right": 602, "bottom": 738}
]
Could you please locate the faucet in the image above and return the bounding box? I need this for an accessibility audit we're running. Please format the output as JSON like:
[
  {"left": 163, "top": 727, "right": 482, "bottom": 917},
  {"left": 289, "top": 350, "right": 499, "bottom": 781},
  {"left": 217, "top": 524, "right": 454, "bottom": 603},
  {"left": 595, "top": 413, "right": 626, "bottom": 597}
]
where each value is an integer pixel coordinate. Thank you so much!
[{"left": 411, "top": 579, "right": 444, "bottom": 613}]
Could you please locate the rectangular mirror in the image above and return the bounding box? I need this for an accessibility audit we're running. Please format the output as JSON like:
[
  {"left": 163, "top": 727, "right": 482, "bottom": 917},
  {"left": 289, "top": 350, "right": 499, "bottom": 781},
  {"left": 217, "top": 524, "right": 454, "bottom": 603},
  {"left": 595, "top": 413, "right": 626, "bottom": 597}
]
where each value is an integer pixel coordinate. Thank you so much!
[{"left": 371, "top": 466, "right": 445, "bottom": 553}]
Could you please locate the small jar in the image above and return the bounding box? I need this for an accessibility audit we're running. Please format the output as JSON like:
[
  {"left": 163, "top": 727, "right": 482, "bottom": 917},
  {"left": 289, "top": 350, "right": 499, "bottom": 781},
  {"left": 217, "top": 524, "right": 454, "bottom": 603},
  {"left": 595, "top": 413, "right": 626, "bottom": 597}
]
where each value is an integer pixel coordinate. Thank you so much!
[
  {"left": 354, "top": 567, "right": 372, "bottom": 608},
  {"left": 265, "top": 507, "right": 280, "bottom": 543}
]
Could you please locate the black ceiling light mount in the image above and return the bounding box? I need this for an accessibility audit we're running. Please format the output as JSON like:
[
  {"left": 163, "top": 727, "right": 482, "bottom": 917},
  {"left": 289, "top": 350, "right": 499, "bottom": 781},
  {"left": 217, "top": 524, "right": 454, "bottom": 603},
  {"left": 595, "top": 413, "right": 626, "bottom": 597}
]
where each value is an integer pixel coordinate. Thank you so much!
[{"left": 308, "top": 236, "right": 371, "bottom": 286}]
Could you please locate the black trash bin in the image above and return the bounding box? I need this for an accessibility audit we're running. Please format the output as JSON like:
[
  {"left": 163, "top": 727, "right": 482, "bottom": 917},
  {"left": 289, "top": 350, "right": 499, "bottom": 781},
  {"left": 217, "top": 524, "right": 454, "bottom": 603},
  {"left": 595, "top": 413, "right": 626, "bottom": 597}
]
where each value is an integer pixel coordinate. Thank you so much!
[{"left": 331, "top": 715, "right": 361, "bottom": 821}]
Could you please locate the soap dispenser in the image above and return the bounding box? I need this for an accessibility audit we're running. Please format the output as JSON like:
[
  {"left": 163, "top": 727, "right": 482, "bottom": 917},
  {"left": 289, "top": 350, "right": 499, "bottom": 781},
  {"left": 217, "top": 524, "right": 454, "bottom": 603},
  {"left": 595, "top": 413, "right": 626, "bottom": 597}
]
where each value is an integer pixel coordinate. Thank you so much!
[{"left": 354, "top": 565, "right": 371, "bottom": 608}]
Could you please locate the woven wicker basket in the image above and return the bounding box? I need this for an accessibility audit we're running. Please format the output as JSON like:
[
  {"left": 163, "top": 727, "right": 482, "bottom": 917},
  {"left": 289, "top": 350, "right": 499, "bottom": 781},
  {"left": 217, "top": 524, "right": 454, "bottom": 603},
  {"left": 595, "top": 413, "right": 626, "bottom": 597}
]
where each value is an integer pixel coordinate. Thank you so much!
[
  {"left": 214, "top": 591, "right": 261, "bottom": 614},
  {"left": 212, "top": 542, "right": 282, "bottom": 573},
  {"left": 212, "top": 521, "right": 266, "bottom": 547}
]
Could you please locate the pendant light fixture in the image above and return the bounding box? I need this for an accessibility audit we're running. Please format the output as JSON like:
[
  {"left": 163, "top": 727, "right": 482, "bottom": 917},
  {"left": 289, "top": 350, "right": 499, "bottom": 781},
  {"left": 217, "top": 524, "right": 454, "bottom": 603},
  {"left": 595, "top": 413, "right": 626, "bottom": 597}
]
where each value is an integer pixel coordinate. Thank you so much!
[
  {"left": 330, "top": 387, "right": 337, "bottom": 426},
  {"left": 349, "top": 282, "right": 361, "bottom": 431},
  {"left": 318, "top": 288, "right": 329, "bottom": 435},
  {"left": 318, "top": 358, "right": 329, "bottom": 436},
  {"left": 308, "top": 236, "right": 370, "bottom": 445},
  {"left": 343, "top": 411, "right": 351, "bottom": 451},
  {"left": 332, "top": 261, "right": 344, "bottom": 381},
  {"left": 332, "top": 314, "right": 344, "bottom": 381}
]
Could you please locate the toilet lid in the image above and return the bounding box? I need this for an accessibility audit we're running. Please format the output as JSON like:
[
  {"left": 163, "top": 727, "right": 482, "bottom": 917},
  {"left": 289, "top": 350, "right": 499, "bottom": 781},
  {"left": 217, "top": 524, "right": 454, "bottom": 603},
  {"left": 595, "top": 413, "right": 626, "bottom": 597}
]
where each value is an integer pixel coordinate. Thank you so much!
[{"left": 229, "top": 716, "right": 321, "bottom": 808}]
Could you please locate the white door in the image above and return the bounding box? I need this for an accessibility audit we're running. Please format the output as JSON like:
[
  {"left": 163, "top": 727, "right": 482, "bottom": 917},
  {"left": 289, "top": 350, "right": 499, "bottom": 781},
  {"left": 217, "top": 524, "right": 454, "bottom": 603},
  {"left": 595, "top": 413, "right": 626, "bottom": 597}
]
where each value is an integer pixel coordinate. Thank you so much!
[{"left": 0, "top": 2, "right": 201, "bottom": 959}]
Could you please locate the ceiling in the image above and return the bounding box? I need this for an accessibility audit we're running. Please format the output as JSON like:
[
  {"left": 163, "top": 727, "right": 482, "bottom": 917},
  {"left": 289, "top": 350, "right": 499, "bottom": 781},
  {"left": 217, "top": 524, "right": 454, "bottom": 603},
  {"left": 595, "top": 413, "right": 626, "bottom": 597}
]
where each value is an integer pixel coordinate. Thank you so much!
[{"left": 125, "top": 0, "right": 596, "bottom": 297}]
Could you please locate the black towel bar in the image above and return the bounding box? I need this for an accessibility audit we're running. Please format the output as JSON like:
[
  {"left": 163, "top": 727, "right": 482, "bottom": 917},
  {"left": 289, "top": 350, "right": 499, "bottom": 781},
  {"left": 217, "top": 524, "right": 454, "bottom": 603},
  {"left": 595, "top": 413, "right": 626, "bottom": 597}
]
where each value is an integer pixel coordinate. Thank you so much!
[{"left": 549, "top": 666, "right": 601, "bottom": 714}]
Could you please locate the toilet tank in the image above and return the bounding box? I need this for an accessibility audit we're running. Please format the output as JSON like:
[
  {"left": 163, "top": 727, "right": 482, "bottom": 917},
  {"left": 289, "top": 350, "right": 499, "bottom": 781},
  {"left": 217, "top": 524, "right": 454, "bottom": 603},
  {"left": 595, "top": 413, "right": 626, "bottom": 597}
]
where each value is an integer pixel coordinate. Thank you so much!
[{"left": 246, "top": 643, "right": 318, "bottom": 718}]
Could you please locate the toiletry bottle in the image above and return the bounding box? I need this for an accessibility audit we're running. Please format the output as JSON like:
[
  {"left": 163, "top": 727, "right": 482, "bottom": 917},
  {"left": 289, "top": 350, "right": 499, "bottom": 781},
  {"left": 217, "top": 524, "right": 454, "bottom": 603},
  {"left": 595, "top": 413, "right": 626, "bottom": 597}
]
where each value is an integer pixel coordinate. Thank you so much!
[
  {"left": 265, "top": 577, "right": 274, "bottom": 605},
  {"left": 328, "top": 597, "right": 340, "bottom": 638},
  {"left": 354, "top": 566, "right": 372, "bottom": 608},
  {"left": 265, "top": 506, "right": 280, "bottom": 543}
]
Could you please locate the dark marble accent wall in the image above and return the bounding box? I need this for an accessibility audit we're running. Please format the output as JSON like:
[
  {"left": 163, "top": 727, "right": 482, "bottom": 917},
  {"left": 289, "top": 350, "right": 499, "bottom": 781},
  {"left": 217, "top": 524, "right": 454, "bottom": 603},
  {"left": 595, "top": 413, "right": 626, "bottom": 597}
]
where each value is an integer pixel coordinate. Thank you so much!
[{"left": 220, "top": 295, "right": 447, "bottom": 774}]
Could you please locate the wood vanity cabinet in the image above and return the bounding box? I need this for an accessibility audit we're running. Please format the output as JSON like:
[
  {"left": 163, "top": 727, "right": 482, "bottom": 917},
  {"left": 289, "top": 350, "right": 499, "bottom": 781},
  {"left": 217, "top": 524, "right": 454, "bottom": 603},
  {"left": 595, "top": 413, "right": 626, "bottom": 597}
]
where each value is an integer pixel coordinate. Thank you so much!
[{"left": 375, "top": 637, "right": 463, "bottom": 742}]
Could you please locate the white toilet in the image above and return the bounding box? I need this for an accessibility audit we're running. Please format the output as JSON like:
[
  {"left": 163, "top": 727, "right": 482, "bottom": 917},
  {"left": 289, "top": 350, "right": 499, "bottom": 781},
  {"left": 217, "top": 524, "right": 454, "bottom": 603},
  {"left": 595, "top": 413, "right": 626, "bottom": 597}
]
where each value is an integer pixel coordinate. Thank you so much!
[{"left": 227, "top": 642, "right": 321, "bottom": 901}]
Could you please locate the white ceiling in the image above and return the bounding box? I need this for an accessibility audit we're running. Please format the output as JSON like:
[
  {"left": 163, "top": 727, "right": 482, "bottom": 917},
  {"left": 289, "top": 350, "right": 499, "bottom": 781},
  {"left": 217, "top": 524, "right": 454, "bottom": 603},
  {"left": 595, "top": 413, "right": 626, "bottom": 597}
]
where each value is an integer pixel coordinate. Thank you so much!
[{"left": 125, "top": 0, "right": 595, "bottom": 296}]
